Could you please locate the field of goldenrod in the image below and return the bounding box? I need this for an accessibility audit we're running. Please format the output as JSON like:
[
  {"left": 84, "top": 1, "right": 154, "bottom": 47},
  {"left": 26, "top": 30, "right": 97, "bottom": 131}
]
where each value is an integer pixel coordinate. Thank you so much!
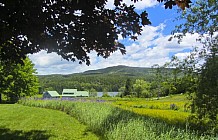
[{"left": 111, "top": 94, "right": 191, "bottom": 126}]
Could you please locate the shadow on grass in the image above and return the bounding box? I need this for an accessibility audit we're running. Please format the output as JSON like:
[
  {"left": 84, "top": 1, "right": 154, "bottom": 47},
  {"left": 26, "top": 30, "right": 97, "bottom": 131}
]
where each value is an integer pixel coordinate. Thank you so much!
[
  {"left": 0, "top": 127, "right": 53, "bottom": 140},
  {"left": 0, "top": 101, "right": 15, "bottom": 104}
]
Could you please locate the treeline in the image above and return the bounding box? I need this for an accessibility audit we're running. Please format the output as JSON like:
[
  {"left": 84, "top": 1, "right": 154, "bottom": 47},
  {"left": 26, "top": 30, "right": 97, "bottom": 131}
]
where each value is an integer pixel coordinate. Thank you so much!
[
  {"left": 38, "top": 73, "right": 154, "bottom": 93},
  {"left": 38, "top": 66, "right": 197, "bottom": 98},
  {"left": 118, "top": 66, "right": 197, "bottom": 98}
]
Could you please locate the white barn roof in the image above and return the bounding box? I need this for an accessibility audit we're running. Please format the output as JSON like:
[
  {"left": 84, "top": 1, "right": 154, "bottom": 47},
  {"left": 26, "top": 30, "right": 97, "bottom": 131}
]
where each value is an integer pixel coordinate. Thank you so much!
[
  {"left": 45, "top": 91, "right": 60, "bottom": 97},
  {"left": 62, "top": 89, "right": 89, "bottom": 97},
  {"left": 62, "top": 89, "right": 77, "bottom": 94}
]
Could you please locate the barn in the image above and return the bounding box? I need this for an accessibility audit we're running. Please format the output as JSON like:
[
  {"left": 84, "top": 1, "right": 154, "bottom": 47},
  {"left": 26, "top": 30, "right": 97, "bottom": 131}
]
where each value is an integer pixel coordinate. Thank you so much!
[
  {"left": 62, "top": 89, "right": 89, "bottom": 97},
  {"left": 43, "top": 91, "right": 60, "bottom": 98}
]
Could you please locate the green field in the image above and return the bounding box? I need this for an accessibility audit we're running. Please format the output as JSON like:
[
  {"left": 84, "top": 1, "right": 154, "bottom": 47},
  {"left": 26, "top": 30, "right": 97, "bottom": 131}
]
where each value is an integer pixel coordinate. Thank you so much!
[
  {"left": 0, "top": 104, "right": 99, "bottom": 140},
  {"left": 1, "top": 94, "right": 216, "bottom": 140},
  {"left": 18, "top": 96, "right": 216, "bottom": 140}
]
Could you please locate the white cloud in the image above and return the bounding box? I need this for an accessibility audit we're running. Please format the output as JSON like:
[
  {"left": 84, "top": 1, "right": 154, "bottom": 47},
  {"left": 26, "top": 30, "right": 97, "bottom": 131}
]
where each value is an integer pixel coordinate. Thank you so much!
[
  {"left": 123, "top": 0, "right": 158, "bottom": 9},
  {"left": 29, "top": 23, "right": 201, "bottom": 75},
  {"left": 105, "top": 0, "right": 158, "bottom": 10},
  {"left": 29, "top": 51, "right": 62, "bottom": 67},
  {"left": 175, "top": 52, "right": 191, "bottom": 60}
]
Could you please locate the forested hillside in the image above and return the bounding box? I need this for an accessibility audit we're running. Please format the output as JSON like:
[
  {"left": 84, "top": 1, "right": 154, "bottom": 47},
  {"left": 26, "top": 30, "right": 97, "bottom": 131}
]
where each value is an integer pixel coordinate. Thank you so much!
[
  {"left": 83, "top": 65, "right": 154, "bottom": 76},
  {"left": 38, "top": 65, "right": 182, "bottom": 95},
  {"left": 38, "top": 66, "right": 156, "bottom": 93}
]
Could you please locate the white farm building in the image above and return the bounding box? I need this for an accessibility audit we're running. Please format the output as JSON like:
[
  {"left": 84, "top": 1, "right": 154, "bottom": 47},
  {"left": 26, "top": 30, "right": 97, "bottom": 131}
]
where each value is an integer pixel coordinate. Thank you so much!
[
  {"left": 62, "top": 89, "right": 89, "bottom": 97},
  {"left": 43, "top": 91, "right": 60, "bottom": 98}
]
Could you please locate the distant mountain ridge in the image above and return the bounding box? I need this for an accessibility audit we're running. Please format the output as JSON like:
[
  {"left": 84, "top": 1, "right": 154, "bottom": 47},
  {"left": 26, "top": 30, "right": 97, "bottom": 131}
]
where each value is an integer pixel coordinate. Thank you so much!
[
  {"left": 82, "top": 65, "right": 154, "bottom": 76},
  {"left": 37, "top": 65, "right": 174, "bottom": 93},
  {"left": 37, "top": 65, "right": 173, "bottom": 77}
]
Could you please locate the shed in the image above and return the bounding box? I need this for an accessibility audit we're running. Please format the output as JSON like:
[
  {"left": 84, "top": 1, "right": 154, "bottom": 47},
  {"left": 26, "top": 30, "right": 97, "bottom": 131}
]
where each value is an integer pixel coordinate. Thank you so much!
[{"left": 43, "top": 91, "right": 60, "bottom": 98}]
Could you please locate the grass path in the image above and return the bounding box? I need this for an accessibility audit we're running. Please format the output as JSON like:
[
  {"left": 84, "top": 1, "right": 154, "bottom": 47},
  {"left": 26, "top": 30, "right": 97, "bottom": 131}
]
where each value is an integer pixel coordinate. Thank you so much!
[{"left": 0, "top": 104, "right": 99, "bottom": 140}]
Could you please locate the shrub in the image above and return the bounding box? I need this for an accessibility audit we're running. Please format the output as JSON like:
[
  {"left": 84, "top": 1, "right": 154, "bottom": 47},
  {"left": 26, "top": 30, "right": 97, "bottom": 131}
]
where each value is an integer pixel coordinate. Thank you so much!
[{"left": 170, "top": 103, "right": 178, "bottom": 110}]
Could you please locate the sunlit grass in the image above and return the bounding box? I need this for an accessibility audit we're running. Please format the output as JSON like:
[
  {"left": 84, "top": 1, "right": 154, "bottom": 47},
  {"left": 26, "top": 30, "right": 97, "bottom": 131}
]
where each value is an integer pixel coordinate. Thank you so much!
[
  {"left": 0, "top": 104, "right": 99, "bottom": 140},
  {"left": 127, "top": 108, "right": 189, "bottom": 125},
  {"left": 18, "top": 98, "right": 215, "bottom": 140},
  {"left": 113, "top": 94, "right": 190, "bottom": 111},
  {"left": 109, "top": 94, "right": 191, "bottom": 126}
]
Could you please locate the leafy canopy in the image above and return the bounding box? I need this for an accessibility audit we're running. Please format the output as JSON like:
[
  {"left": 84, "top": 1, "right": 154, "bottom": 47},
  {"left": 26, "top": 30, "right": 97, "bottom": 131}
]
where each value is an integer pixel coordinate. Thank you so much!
[
  {"left": 133, "top": 79, "right": 150, "bottom": 98},
  {"left": 0, "top": 0, "right": 191, "bottom": 65},
  {"left": 170, "top": 0, "right": 217, "bottom": 134}
]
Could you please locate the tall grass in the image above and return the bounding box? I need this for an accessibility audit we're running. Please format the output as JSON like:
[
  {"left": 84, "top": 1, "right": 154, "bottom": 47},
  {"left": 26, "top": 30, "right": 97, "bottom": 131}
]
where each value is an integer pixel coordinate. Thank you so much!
[
  {"left": 19, "top": 99, "right": 215, "bottom": 140},
  {"left": 111, "top": 94, "right": 192, "bottom": 126},
  {"left": 112, "top": 94, "right": 190, "bottom": 112}
]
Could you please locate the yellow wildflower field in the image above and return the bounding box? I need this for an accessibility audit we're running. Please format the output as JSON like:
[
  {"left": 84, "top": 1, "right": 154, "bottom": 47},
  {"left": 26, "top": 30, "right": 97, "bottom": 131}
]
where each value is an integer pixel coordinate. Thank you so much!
[{"left": 112, "top": 94, "right": 191, "bottom": 125}]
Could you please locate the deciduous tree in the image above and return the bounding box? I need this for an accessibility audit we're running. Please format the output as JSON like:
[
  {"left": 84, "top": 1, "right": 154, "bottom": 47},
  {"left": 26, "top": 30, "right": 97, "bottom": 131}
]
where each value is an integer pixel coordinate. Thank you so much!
[
  {"left": 171, "top": 0, "right": 218, "bottom": 134},
  {"left": 0, "top": 0, "right": 191, "bottom": 65},
  {"left": 133, "top": 79, "right": 150, "bottom": 98},
  {"left": 191, "top": 54, "right": 218, "bottom": 134},
  {"left": 89, "top": 88, "right": 97, "bottom": 97},
  {"left": 0, "top": 57, "right": 39, "bottom": 103}
]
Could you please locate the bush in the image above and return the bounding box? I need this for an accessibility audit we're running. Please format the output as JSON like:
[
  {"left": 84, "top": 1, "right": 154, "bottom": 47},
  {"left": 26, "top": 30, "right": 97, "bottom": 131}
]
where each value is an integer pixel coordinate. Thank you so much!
[
  {"left": 102, "top": 93, "right": 111, "bottom": 97},
  {"left": 170, "top": 103, "right": 178, "bottom": 110}
]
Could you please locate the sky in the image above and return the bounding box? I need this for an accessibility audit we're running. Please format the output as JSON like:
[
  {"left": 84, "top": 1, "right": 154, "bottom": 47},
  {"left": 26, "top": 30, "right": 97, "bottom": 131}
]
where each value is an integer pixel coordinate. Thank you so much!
[{"left": 29, "top": 0, "right": 200, "bottom": 75}]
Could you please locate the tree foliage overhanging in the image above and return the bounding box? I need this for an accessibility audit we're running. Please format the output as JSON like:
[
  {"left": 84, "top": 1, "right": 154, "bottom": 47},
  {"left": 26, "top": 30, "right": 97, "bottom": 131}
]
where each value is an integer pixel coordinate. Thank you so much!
[
  {"left": 0, "top": 0, "right": 191, "bottom": 65},
  {"left": 169, "top": 0, "right": 218, "bottom": 135}
]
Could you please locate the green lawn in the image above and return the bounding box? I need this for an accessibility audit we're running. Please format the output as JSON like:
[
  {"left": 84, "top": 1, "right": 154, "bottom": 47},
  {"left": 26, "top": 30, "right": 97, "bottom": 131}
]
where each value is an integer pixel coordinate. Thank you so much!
[{"left": 0, "top": 104, "right": 99, "bottom": 140}]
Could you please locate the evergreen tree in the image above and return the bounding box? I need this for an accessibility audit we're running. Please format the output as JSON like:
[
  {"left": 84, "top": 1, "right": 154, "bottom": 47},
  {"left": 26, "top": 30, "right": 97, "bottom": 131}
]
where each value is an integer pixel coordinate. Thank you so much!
[{"left": 123, "top": 78, "right": 133, "bottom": 97}]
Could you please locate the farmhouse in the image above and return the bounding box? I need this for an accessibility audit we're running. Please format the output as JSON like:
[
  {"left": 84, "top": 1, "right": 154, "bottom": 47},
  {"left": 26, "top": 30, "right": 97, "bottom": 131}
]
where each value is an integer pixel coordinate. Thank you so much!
[
  {"left": 43, "top": 91, "right": 60, "bottom": 98},
  {"left": 62, "top": 89, "right": 89, "bottom": 97}
]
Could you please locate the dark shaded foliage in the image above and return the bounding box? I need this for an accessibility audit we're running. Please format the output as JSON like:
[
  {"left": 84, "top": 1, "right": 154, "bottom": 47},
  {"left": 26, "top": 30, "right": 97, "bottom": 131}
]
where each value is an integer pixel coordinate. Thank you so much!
[{"left": 0, "top": 0, "right": 191, "bottom": 65}]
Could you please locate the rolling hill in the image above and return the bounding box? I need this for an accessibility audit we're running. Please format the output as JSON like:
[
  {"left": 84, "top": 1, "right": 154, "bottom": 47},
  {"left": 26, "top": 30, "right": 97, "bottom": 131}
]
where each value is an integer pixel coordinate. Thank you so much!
[
  {"left": 82, "top": 65, "right": 155, "bottom": 76},
  {"left": 37, "top": 65, "right": 172, "bottom": 92}
]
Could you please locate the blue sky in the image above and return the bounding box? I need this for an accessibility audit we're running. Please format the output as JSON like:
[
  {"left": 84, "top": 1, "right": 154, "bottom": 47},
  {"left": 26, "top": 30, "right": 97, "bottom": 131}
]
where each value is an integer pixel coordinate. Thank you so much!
[{"left": 29, "top": 0, "right": 200, "bottom": 75}]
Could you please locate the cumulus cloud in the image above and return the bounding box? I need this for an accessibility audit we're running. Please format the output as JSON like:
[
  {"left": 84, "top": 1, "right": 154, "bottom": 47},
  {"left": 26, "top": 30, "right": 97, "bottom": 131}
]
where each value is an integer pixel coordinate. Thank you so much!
[
  {"left": 175, "top": 52, "right": 191, "bottom": 60},
  {"left": 29, "top": 23, "right": 201, "bottom": 75},
  {"left": 29, "top": 51, "right": 62, "bottom": 67},
  {"left": 105, "top": 0, "right": 158, "bottom": 9}
]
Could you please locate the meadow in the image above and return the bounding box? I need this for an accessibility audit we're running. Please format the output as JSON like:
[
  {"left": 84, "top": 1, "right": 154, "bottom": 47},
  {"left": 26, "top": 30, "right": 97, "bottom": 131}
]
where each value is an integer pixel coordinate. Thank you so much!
[
  {"left": 111, "top": 94, "right": 191, "bottom": 125},
  {"left": 0, "top": 104, "right": 99, "bottom": 140},
  {"left": 18, "top": 95, "right": 216, "bottom": 140}
]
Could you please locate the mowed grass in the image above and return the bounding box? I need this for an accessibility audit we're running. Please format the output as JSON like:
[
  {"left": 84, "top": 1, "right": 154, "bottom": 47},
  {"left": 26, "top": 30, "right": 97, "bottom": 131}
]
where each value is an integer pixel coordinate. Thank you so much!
[{"left": 0, "top": 104, "right": 99, "bottom": 140}]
